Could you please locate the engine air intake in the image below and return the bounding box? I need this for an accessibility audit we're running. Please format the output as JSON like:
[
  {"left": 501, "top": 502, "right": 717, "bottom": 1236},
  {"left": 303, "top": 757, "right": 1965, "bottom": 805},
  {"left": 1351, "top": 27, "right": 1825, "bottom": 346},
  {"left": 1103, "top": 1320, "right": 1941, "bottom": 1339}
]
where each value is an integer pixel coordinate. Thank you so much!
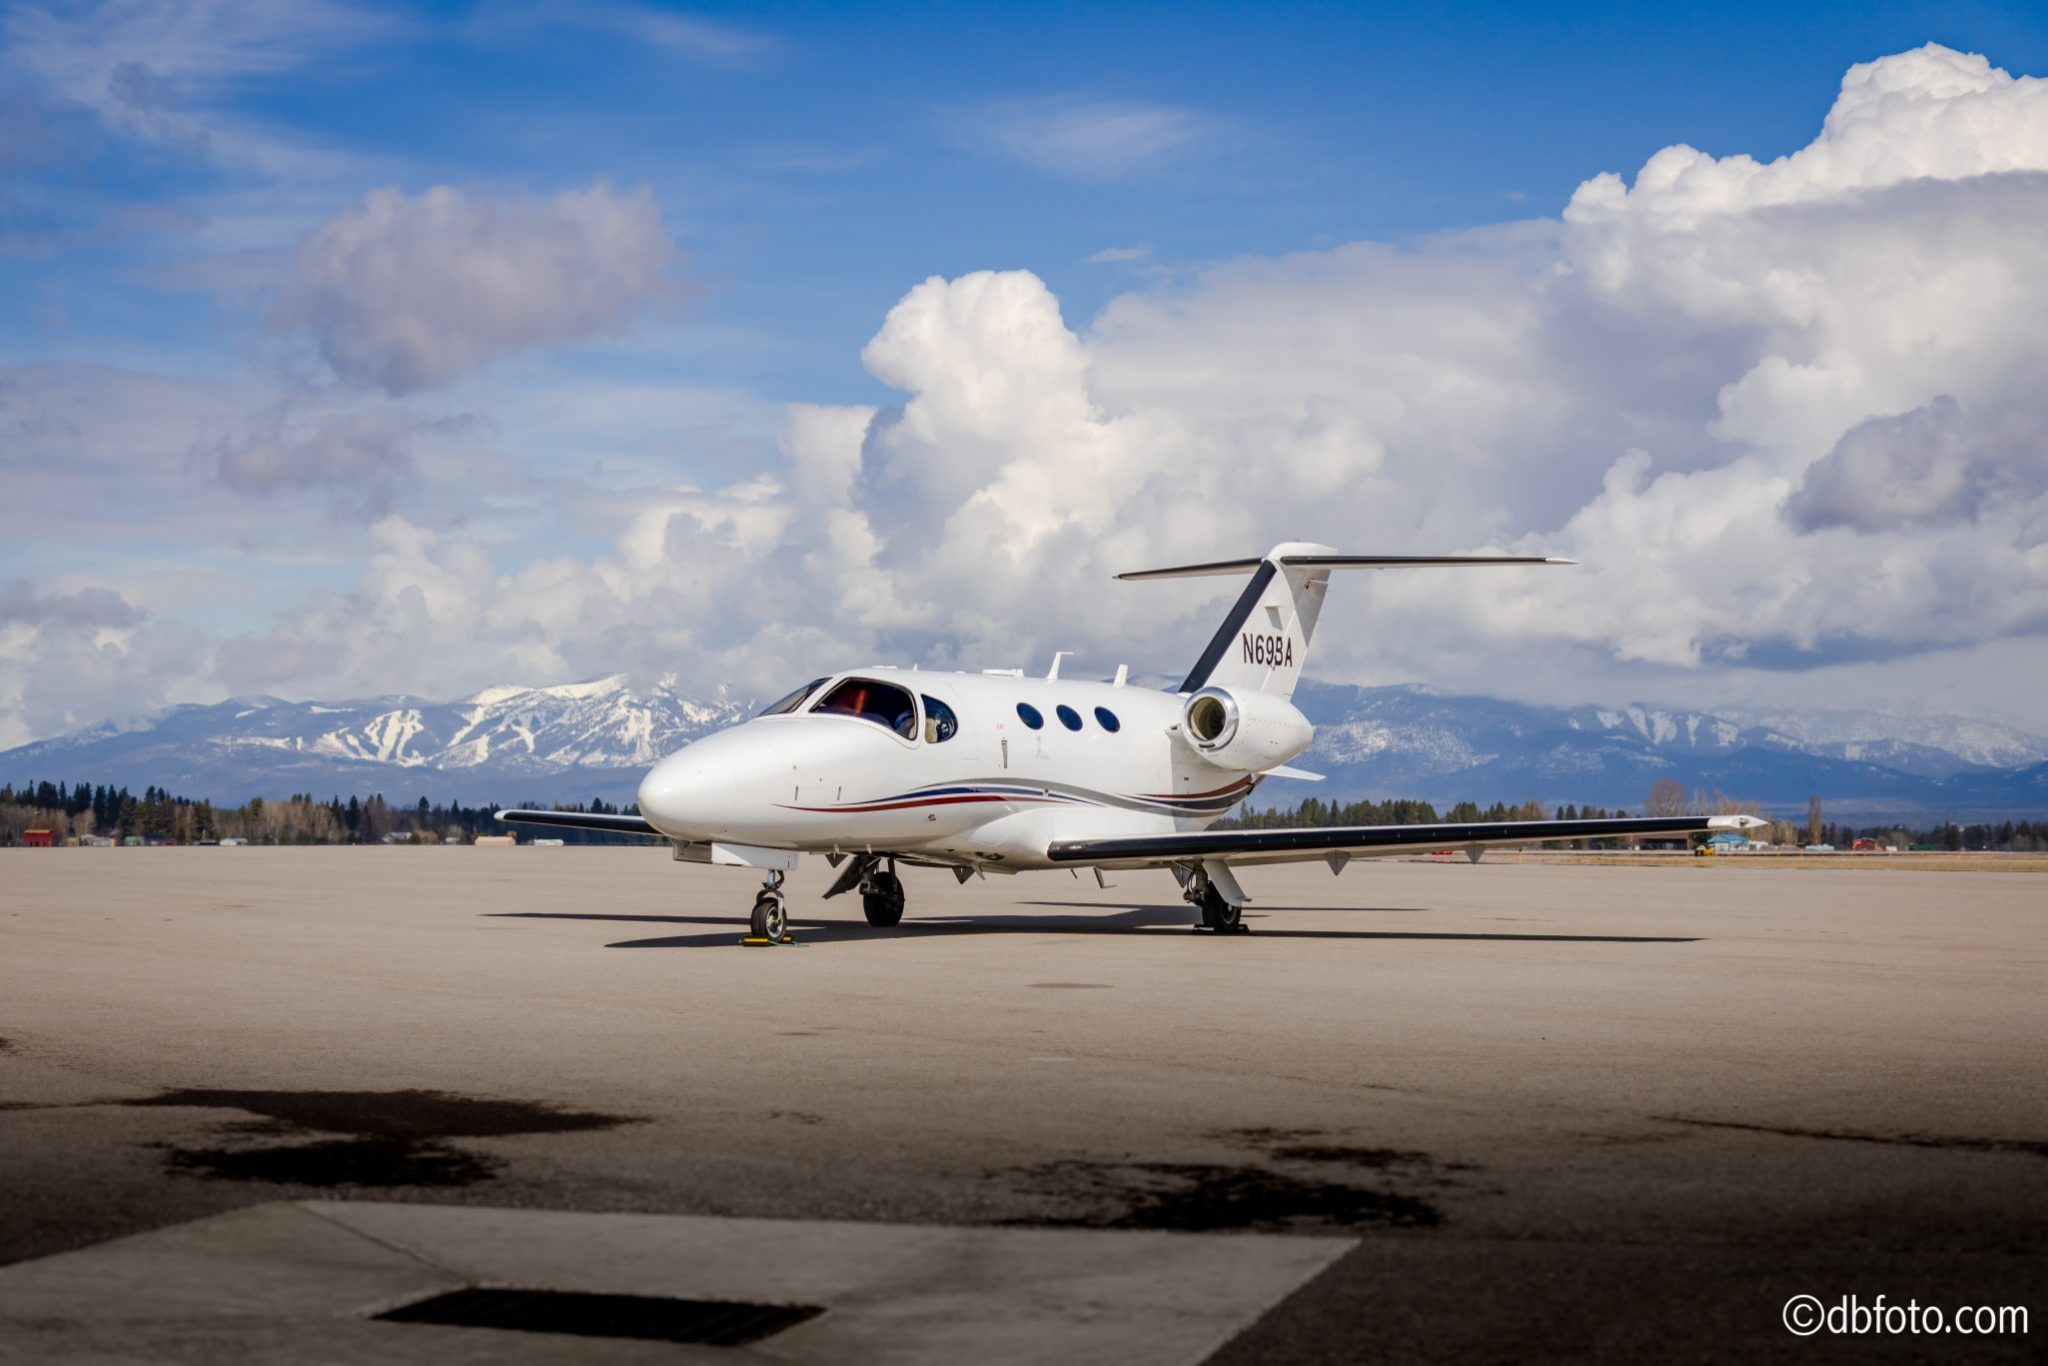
[{"left": 1184, "top": 688, "right": 1240, "bottom": 749}]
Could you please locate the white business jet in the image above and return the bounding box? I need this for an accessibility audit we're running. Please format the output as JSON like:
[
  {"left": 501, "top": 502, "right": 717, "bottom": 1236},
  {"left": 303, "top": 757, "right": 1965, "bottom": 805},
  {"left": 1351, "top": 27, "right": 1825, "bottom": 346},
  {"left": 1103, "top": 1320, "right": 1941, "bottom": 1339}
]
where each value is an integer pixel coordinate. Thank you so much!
[{"left": 500, "top": 544, "right": 1761, "bottom": 939}]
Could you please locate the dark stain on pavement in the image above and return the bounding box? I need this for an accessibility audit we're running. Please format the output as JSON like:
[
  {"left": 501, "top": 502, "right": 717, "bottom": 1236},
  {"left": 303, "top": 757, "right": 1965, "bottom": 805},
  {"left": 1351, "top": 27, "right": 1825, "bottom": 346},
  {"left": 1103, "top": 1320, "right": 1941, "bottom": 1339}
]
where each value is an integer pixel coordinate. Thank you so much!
[
  {"left": 1206, "top": 1125, "right": 1324, "bottom": 1146},
  {"left": 1002, "top": 1128, "right": 1465, "bottom": 1232},
  {"left": 1661, "top": 1115, "right": 2048, "bottom": 1158},
  {"left": 163, "top": 1137, "right": 500, "bottom": 1187},
  {"left": 1002, "top": 1159, "right": 1440, "bottom": 1233},
  {"left": 121, "top": 1088, "right": 637, "bottom": 1188},
  {"left": 1270, "top": 1143, "right": 1444, "bottom": 1170}
]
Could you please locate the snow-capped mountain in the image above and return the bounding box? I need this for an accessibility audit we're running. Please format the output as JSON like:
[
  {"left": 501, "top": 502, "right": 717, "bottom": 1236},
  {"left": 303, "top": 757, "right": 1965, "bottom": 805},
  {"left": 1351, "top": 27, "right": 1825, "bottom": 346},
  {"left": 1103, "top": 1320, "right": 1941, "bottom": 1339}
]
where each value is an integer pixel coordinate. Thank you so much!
[
  {"left": 1712, "top": 705, "right": 2048, "bottom": 772},
  {"left": 1291, "top": 683, "right": 2048, "bottom": 821},
  {"left": 1, "top": 675, "right": 749, "bottom": 806},
  {"left": 4, "top": 676, "right": 2044, "bottom": 820}
]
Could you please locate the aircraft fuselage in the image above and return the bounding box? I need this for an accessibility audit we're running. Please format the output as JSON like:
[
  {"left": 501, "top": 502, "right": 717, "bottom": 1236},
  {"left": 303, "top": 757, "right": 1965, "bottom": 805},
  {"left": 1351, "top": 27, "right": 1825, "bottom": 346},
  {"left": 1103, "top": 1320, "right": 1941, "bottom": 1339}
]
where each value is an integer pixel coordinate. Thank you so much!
[{"left": 635, "top": 668, "right": 1263, "bottom": 871}]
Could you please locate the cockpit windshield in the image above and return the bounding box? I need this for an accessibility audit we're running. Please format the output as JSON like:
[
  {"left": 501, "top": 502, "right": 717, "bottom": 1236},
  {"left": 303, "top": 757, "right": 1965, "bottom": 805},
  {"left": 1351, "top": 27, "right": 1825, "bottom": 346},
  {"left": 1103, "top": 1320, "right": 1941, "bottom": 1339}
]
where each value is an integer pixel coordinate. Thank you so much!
[
  {"left": 809, "top": 676, "right": 918, "bottom": 739},
  {"left": 758, "top": 678, "right": 829, "bottom": 717}
]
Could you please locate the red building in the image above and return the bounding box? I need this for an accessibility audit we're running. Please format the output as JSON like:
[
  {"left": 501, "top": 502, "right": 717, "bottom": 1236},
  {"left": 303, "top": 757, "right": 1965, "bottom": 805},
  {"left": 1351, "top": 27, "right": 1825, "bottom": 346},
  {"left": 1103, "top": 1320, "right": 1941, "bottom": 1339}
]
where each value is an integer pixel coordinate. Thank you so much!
[{"left": 23, "top": 828, "right": 55, "bottom": 848}]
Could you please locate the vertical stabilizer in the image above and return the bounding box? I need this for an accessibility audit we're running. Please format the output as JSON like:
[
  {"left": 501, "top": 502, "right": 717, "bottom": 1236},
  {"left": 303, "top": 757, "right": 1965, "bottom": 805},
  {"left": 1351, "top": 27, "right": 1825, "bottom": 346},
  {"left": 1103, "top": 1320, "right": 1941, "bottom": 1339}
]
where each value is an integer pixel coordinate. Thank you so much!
[
  {"left": 1177, "top": 542, "right": 1335, "bottom": 699},
  {"left": 1117, "top": 543, "right": 1567, "bottom": 701}
]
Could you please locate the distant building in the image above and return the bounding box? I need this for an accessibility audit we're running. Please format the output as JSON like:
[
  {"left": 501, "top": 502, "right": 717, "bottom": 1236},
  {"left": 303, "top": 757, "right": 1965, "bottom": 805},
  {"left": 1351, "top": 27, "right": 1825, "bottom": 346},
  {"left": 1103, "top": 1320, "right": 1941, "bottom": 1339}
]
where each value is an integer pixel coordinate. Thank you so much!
[
  {"left": 23, "top": 828, "right": 54, "bottom": 848},
  {"left": 474, "top": 834, "right": 517, "bottom": 847}
]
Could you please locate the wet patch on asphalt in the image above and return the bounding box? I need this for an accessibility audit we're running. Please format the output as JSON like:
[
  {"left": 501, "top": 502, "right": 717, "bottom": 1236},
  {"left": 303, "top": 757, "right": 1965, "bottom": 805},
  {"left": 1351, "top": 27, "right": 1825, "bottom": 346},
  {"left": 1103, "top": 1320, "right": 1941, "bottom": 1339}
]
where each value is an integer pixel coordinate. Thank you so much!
[
  {"left": 1267, "top": 1143, "right": 1468, "bottom": 1172},
  {"left": 1576, "top": 1129, "right": 1696, "bottom": 1148},
  {"left": 120, "top": 1088, "right": 638, "bottom": 1188},
  {"left": 1206, "top": 1126, "right": 1323, "bottom": 1146},
  {"left": 999, "top": 1127, "right": 1468, "bottom": 1233},
  {"left": 163, "top": 1137, "right": 500, "bottom": 1187},
  {"left": 1660, "top": 1115, "right": 2047, "bottom": 1158}
]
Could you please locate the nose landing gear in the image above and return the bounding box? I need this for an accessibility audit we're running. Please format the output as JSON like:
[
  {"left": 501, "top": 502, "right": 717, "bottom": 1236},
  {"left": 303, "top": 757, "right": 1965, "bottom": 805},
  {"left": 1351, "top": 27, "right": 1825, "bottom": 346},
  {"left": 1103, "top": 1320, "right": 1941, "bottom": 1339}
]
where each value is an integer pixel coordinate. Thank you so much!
[{"left": 747, "top": 869, "right": 793, "bottom": 944}]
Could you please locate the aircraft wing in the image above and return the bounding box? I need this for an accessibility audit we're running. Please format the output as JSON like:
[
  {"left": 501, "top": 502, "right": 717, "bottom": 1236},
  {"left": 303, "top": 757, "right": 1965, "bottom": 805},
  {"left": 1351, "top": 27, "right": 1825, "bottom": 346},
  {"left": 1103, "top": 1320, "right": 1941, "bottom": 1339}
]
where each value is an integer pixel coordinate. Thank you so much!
[
  {"left": 1046, "top": 814, "right": 1765, "bottom": 869},
  {"left": 495, "top": 809, "right": 663, "bottom": 837}
]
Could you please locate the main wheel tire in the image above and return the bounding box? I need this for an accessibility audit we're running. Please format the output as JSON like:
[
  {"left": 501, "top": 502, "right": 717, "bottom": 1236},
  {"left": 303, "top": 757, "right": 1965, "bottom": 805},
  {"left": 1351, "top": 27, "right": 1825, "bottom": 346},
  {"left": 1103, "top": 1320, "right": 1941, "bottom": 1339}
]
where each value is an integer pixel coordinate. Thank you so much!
[
  {"left": 751, "top": 892, "right": 787, "bottom": 940},
  {"left": 1199, "top": 884, "right": 1242, "bottom": 932},
  {"left": 862, "top": 870, "right": 905, "bottom": 928}
]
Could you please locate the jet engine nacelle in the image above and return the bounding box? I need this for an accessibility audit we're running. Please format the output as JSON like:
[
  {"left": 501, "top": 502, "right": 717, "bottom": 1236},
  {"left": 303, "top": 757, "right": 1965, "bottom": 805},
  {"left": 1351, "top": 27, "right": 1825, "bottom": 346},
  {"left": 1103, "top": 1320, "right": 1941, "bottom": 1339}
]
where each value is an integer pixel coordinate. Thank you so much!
[{"left": 1180, "top": 686, "right": 1314, "bottom": 772}]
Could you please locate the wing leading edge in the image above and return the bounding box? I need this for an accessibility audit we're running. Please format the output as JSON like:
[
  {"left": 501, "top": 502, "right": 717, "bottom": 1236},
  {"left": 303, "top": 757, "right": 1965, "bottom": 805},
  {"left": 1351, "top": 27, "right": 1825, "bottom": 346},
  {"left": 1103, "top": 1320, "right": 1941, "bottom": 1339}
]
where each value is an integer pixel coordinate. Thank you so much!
[
  {"left": 1047, "top": 813, "right": 1765, "bottom": 869},
  {"left": 496, "top": 809, "right": 663, "bottom": 837}
]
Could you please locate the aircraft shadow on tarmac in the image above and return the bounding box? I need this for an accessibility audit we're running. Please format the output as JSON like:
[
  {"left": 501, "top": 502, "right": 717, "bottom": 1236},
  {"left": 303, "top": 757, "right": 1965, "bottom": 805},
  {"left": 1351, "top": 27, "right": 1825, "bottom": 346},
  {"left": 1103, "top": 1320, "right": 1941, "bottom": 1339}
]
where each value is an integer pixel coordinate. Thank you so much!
[{"left": 487, "top": 909, "right": 1700, "bottom": 949}]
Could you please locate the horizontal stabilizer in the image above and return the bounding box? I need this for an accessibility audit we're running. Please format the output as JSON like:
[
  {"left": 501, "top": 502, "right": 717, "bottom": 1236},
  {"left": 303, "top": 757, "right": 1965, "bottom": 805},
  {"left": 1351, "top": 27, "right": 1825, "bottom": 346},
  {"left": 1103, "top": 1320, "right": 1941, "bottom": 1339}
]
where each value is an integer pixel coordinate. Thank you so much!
[
  {"left": 1117, "top": 553, "right": 1572, "bottom": 580},
  {"left": 1262, "top": 764, "right": 1325, "bottom": 782},
  {"left": 1115, "top": 557, "right": 1266, "bottom": 580}
]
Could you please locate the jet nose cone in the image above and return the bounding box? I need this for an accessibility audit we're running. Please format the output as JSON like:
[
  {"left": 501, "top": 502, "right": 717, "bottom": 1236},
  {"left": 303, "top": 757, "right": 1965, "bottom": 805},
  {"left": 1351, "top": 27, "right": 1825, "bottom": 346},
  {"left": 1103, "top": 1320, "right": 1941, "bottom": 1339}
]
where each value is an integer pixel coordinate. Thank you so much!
[{"left": 637, "top": 749, "right": 736, "bottom": 839}]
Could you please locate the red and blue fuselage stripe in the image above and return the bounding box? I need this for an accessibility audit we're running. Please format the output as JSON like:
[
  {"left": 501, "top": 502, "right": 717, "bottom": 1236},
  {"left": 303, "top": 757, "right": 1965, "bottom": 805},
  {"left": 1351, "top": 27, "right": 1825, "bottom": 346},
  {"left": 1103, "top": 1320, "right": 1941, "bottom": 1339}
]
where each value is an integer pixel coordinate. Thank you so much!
[{"left": 774, "top": 778, "right": 1255, "bottom": 816}]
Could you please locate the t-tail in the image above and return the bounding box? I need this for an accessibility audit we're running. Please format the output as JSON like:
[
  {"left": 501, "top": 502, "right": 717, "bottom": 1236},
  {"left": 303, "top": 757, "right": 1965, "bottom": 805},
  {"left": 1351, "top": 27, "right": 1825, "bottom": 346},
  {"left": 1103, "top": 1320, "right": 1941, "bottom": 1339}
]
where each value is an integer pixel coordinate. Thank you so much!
[{"left": 1117, "top": 542, "right": 1574, "bottom": 699}]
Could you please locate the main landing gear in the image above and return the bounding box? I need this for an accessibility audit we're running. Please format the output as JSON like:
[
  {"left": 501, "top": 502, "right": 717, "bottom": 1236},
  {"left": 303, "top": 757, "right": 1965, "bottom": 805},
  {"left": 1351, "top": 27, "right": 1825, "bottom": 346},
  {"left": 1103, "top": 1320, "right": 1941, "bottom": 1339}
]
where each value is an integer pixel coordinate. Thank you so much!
[
  {"left": 861, "top": 867, "right": 906, "bottom": 928},
  {"left": 749, "top": 869, "right": 791, "bottom": 942},
  {"left": 1179, "top": 863, "right": 1248, "bottom": 934},
  {"left": 821, "top": 853, "right": 909, "bottom": 929}
]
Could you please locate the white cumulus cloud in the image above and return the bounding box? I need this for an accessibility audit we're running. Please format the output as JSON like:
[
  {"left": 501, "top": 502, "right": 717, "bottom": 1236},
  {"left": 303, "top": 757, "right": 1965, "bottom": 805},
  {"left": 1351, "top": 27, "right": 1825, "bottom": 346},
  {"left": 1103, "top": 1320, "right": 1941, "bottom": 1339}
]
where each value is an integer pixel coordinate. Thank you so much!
[{"left": 9, "top": 43, "right": 2048, "bottom": 742}]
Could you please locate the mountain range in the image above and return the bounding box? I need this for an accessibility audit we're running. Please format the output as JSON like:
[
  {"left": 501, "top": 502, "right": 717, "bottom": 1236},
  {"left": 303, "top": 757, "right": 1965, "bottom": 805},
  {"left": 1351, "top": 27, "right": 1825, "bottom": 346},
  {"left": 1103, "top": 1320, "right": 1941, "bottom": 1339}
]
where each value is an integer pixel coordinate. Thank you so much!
[
  {"left": 1288, "top": 683, "right": 2048, "bottom": 822},
  {"left": 5, "top": 675, "right": 2045, "bottom": 823}
]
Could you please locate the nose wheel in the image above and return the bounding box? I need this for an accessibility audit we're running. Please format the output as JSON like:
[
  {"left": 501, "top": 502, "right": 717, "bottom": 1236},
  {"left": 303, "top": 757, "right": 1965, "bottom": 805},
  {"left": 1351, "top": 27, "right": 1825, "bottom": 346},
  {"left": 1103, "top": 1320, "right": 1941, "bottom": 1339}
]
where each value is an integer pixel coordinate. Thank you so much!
[
  {"left": 750, "top": 889, "right": 787, "bottom": 940},
  {"left": 747, "top": 870, "right": 793, "bottom": 944}
]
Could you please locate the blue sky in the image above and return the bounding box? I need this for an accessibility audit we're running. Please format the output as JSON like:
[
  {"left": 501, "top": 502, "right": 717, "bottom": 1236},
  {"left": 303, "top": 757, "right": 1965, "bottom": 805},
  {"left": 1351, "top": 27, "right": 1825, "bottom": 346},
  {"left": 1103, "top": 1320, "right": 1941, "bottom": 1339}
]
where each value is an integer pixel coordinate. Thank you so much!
[
  {"left": 15, "top": 1, "right": 2046, "bottom": 402},
  {"left": 4, "top": 2, "right": 2048, "bottom": 745}
]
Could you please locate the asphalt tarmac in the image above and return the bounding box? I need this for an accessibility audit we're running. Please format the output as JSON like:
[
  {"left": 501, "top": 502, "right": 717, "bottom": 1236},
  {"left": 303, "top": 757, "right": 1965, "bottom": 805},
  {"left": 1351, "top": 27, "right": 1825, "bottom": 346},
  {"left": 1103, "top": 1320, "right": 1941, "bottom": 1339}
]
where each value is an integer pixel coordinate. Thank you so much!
[{"left": 2, "top": 848, "right": 2041, "bottom": 1362}]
